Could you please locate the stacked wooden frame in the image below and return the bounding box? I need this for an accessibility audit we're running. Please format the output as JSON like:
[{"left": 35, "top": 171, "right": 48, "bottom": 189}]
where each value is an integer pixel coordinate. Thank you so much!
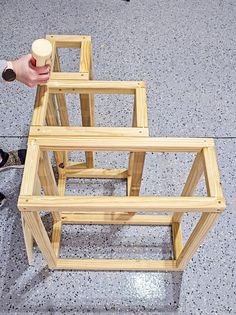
[{"left": 18, "top": 35, "right": 225, "bottom": 271}]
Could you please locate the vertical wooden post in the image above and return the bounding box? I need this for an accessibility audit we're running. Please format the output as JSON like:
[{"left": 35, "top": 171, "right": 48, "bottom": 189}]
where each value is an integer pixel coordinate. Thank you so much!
[
  {"left": 46, "top": 94, "right": 66, "bottom": 168},
  {"left": 176, "top": 212, "right": 220, "bottom": 269},
  {"left": 80, "top": 94, "right": 94, "bottom": 168},
  {"left": 172, "top": 152, "right": 204, "bottom": 223},
  {"left": 38, "top": 151, "right": 61, "bottom": 257},
  {"left": 20, "top": 141, "right": 40, "bottom": 264},
  {"left": 38, "top": 151, "right": 61, "bottom": 222},
  {"left": 22, "top": 212, "right": 57, "bottom": 269},
  {"left": 54, "top": 48, "right": 69, "bottom": 166},
  {"left": 80, "top": 40, "right": 94, "bottom": 168},
  {"left": 128, "top": 152, "right": 146, "bottom": 196},
  {"left": 127, "top": 89, "right": 147, "bottom": 196}
]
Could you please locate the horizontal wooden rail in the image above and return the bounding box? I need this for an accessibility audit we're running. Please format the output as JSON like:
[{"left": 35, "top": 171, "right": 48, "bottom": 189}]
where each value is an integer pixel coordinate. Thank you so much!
[
  {"left": 47, "top": 80, "right": 145, "bottom": 94},
  {"left": 32, "top": 136, "right": 214, "bottom": 152},
  {"left": 56, "top": 258, "right": 177, "bottom": 271},
  {"left": 30, "top": 127, "right": 149, "bottom": 138},
  {"left": 18, "top": 196, "right": 225, "bottom": 212}
]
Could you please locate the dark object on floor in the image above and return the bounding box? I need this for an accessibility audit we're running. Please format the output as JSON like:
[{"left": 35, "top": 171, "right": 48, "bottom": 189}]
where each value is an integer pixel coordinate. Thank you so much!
[
  {"left": 0, "top": 149, "right": 26, "bottom": 171},
  {"left": 0, "top": 192, "right": 6, "bottom": 208}
]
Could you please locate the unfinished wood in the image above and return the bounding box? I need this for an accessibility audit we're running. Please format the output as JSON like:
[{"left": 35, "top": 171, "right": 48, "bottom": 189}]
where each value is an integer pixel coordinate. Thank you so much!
[
  {"left": 50, "top": 72, "right": 89, "bottom": 80},
  {"left": 128, "top": 152, "right": 145, "bottom": 196},
  {"left": 49, "top": 40, "right": 57, "bottom": 73},
  {"left": 29, "top": 126, "right": 149, "bottom": 137},
  {"left": 46, "top": 94, "right": 65, "bottom": 168},
  {"left": 58, "top": 174, "right": 66, "bottom": 196},
  {"left": 56, "top": 258, "right": 177, "bottom": 271},
  {"left": 61, "top": 213, "right": 173, "bottom": 225},
  {"left": 38, "top": 151, "right": 61, "bottom": 222},
  {"left": 20, "top": 141, "right": 40, "bottom": 196},
  {"left": 34, "top": 136, "right": 214, "bottom": 152},
  {"left": 20, "top": 170, "right": 41, "bottom": 265},
  {"left": 21, "top": 214, "right": 33, "bottom": 265},
  {"left": 53, "top": 50, "right": 70, "bottom": 128},
  {"left": 22, "top": 212, "right": 57, "bottom": 269},
  {"left": 207, "top": 147, "right": 224, "bottom": 199},
  {"left": 47, "top": 80, "right": 146, "bottom": 94},
  {"left": 177, "top": 213, "right": 220, "bottom": 269},
  {"left": 172, "top": 222, "right": 183, "bottom": 259},
  {"left": 31, "top": 85, "right": 49, "bottom": 126},
  {"left": 18, "top": 196, "right": 224, "bottom": 213},
  {"left": 46, "top": 34, "right": 90, "bottom": 48},
  {"left": 135, "top": 87, "right": 148, "bottom": 127},
  {"left": 66, "top": 162, "right": 87, "bottom": 169},
  {"left": 80, "top": 40, "right": 91, "bottom": 73},
  {"left": 65, "top": 168, "right": 128, "bottom": 179},
  {"left": 51, "top": 220, "right": 62, "bottom": 257},
  {"left": 202, "top": 147, "right": 217, "bottom": 197},
  {"left": 80, "top": 93, "right": 95, "bottom": 168},
  {"left": 173, "top": 152, "right": 204, "bottom": 222}
]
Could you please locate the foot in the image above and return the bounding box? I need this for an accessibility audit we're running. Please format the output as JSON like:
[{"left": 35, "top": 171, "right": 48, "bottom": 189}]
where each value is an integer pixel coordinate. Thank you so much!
[
  {"left": 0, "top": 149, "right": 26, "bottom": 172},
  {"left": 0, "top": 192, "right": 6, "bottom": 207}
]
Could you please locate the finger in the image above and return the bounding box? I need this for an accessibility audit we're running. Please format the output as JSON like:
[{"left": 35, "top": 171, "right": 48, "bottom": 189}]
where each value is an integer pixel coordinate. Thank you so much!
[
  {"left": 34, "top": 65, "right": 50, "bottom": 74},
  {"left": 38, "top": 73, "right": 50, "bottom": 81}
]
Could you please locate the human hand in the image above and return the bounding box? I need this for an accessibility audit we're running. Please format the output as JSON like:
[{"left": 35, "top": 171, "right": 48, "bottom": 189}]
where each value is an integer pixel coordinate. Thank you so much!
[{"left": 11, "top": 54, "right": 50, "bottom": 87}]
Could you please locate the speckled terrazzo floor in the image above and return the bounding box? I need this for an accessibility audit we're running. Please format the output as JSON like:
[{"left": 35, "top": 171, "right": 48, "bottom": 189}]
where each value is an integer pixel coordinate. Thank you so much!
[{"left": 0, "top": 0, "right": 235, "bottom": 314}]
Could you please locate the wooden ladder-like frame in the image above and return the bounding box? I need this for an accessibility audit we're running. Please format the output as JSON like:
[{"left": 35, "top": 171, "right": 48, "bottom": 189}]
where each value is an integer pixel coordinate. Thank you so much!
[
  {"left": 18, "top": 35, "right": 225, "bottom": 271},
  {"left": 18, "top": 136, "right": 225, "bottom": 271}
]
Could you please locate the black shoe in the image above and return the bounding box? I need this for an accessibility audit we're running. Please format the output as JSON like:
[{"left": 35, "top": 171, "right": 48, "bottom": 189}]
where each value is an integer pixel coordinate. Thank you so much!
[
  {"left": 0, "top": 149, "right": 26, "bottom": 172},
  {"left": 0, "top": 192, "right": 6, "bottom": 208}
]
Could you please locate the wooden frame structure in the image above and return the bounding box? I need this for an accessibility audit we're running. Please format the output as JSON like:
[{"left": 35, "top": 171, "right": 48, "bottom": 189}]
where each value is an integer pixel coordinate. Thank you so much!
[
  {"left": 18, "top": 135, "right": 225, "bottom": 271},
  {"left": 18, "top": 35, "right": 225, "bottom": 271}
]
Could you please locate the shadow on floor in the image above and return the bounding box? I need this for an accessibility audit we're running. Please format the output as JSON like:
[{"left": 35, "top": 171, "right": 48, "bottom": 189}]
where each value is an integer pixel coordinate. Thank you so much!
[{"left": 0, "top": 174, "right": 184, "bottom": 314}]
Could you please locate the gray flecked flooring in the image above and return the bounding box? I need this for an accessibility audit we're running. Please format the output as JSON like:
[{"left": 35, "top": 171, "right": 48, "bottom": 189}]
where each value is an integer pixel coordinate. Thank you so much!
[{"left": 0, "top": 0, "right": 235, "bottom": 314}]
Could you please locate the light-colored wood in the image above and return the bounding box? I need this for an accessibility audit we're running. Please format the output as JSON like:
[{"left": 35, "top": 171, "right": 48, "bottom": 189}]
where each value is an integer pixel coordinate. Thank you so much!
[
  {"left": 34, "top": 136, "right": 214, "bottom": 152},
  {"left": 47, "top": 80, "right": 146, "bottom": 94},
  {"left": 22, "top": 212, "right": 57, "bottom": 269},
  {"left": 31, "top": 85, "right": 49, "bottom": 126},
  {"left": 53, "top": 49, "right": 70, "bottom": 128},
  {"left": 172, "top": 222, "right": 183, "bottom": 259},
  {"left": 207, "top": 147, "right": 224, "bottom": 198},
  {"left": 67, "top": 162, "right": 87, "bottom": 169},
  {"left": 173, "top": 152, "right": 204, "bottom": 222},
  {"left": 202, "top": 147, "right": 218, "bottom": 197},
  {"left": 21, "top": 157, "right": 41, "bottom": 265},
  {"left": 80, "top": 93, "right": 94, "bottom": 168},
  {"left": 51, "top": 220, "right": 62, "bottom": 257},
  {"left": 56, "top": 258, "right": 177, "bottom": 271},
  {"left": 46, "top": 34, "right": 90, "bottom": 48},
  {"left": 53, "top": 50, "right": 69, "bottom": 167},
  {"left": 128, "top": 152, "right": 145, "bottom": 196},
  {"left": 30, "top": 126, "right": 149, "bottom": 137},
  {"left": 18, "top": 35, "right": 226, "bottom": 272},
  {"left": 177, "top": 213, "right": 220, "bottom": 269},
  {"left": 18, "top": 196, "right": 224, "bottom": 213},
  {"left": 80, "top": 40, "right": 91, "bottom": 73},
  {"left": 61, "top": 213, "right": 173, "bottom": 225},
  {"left": 58, "top": 173, "right": 66, "bottom": 196},
  {"left": 46, "top": 94, "right": 65, "bottom": 168},
  {"left": 50, "top": 72, "right": 89, "bottom": 80},
  {"left": 65, "top": 168, "right": 128, "bottom": 179},
  {"left": 21, "top": 214, "right": 33, "bottom": 264},
  {"left": 135, "top": 87, "right": 148, "bottom": 127},
  {"left": 20, "top": 141, "right": 40, "bottom": 196},
  {"left": 38, "top": 151, "right": 61, "bottom": 222}
]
